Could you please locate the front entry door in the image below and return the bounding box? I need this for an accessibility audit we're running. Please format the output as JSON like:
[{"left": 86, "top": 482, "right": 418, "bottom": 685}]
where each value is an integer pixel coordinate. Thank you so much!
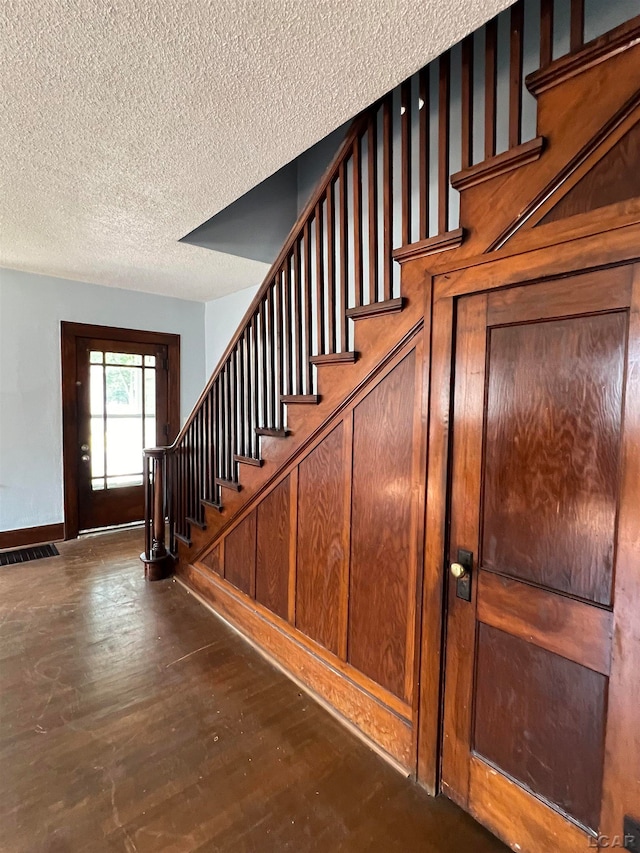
[
  {"left": 76, "top": 336, "right": 170, "bottom": 532},
  {"left": 441, "top": 264, "right": 639, "bottom": 851}
]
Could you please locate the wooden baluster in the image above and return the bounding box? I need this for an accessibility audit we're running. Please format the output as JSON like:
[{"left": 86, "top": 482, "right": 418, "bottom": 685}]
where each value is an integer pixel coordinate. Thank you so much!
[
  {"left": 237, "top": 336, "right": 244, "bottom": 458},
  {"left": 461, "top": 35, "right": 474, "bottom": 170},
  {"left": 485, "top": 18, "right": 498, "bottom": 160},
  {"left": 293, "top": 240, "right": 302, "bottom": 393},
  {"left": 242, "top": 330, "right": 250, "bottom": 458},
  {"left": 315, "top": 205, "right": 325, "bottom": 355},
  {"left": 418, "top": 69, "right": 429, "bottom": 240},
  {"left": 438, "top": 51, "right": 451, "bottom": 235},
  {"left": 570, "top": 0, "right": 584, "bottom": 52},
  {"left": 251, "top": 315, "right": 259, "bottom": 455},
  {"left": 368, "top": 116, "right": 378, "bottom": 303},
  {"left": 283, "top": 261, "right": 293, "bottom": 394},
  {"left": 509, "top": 0, "right": 524, "bottom": 150},
  {"left": 303, "top": 222, "right": 313, "bottom": 393},
  {"left": 352, "top": 137, "right": 363, "bottom": 307},
  {"left": 401, "top": 80, "right": 411, "bottom": 247},
  {"left": 215, "top": 377, "right": 222, "bottom": 494},
  {"left": 382, "top": 96, "right": 393, "bottom": 300},
  {"left": 540, "top": 0, "right": 554, "bottom": 66},
  {"left": 259, "top": 299, "right": 268, "bottom": 427},
  {"left": 229, "top": 354, "right": 236, "bottom": 474},
  {"left": 268, "top": 283, "right": 276, "bottom": 426},
  {"left": 275, "top": 273, "right": 284, "bottom": 429},
  {"left": 326, "top": 184, "right": 336, "bottom": 350},
  {"left": 338, "top": 161, "right": 349, "bottom": 349}
]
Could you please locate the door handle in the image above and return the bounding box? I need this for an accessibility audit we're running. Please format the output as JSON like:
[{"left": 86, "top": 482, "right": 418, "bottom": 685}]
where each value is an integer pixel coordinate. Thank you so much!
[
  {"left": 81, "top": 454, "right": 90, "bottom": 462},
  {"left": 80, "top": 444, "right": 89, "bottom": 452},
  {"left": 450, "top": 549, "right": 473, "bottom": 602}
]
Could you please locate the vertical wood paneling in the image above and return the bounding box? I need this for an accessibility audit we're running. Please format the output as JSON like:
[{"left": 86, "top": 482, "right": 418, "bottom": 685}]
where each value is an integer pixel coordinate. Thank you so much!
[
  {"left": 256, "top": 476, "right": 291, "bottom": 619},
  {"left": 225, "top": 511, "right": 257, "bottom": 597},
  {"left": 339, "top": 412, "right": 354, "bottom": 662},
  {"left": 296, "top": 424, "right": 345, "bottom": 655},
  {"left": 348, "top": 351, "right": 417, "bottom": 699},
  {"left": 288, "top": 468, "right": 298, "bottom": 625}
]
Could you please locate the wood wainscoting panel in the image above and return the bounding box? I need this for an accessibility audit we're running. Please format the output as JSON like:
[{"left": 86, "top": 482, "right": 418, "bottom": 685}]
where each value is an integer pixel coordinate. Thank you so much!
[
  {"left": 256, "top": 477, "right": 290, "bottom": 620},
  {"left": 224, "top": 510, "right": 257, "bottom": 597},
  {"left": 540, "top": 119, "right": 640, "bottom": 225},
  {"left": 348, "top": 350, "right": 416, "bottom": 701},
  {"left": 200, "top": 543, "right": 223, "bottom": 577},
  {"left": 295, "top": 423, "right": 345, "bottom": 655}
]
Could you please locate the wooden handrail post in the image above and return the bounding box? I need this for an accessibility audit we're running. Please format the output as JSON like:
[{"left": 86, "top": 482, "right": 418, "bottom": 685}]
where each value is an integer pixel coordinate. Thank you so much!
[{"left": 140, "top": 447, "right": 174, "bottom": 581}]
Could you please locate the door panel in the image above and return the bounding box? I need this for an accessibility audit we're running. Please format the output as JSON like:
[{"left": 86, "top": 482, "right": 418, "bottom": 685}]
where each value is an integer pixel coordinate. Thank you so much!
[
  {"left": 482, "top": 312, "right": 625, "bottom": 604},
  {"left": 442, "top": 263, "right": 637, "bottom": 850}
]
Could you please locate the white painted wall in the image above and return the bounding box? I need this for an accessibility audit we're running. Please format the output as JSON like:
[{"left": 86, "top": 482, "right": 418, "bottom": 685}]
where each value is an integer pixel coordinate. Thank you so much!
[
  {"left": 204, "top": 285, "right": 259, "bottom": 376},
  {"left": 0, "top": 269, "right": 206, "bottom": 532}
]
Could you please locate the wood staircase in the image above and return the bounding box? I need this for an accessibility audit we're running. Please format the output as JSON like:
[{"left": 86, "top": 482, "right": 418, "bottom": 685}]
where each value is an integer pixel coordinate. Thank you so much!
[{"left": 140, "top": 0, "right": 640, "bottom": 785}]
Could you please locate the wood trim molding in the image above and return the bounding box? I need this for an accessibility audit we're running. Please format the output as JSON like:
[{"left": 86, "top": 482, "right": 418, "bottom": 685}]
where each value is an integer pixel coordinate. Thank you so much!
[
  {"left": 450, "top": 138, "right": 545, "bottom": 192},
  {"left": 345, "top": 298, "right": 404, "bottom": 320},
  {"left": 60, "top": 321, "right": 180, "bottom": 539},
  {"left": 177, "top": 561, "right": 414, "bottom": 768},
  {"left": 0, "top": 523, "right": 65, "bottom": 550},
  {"left": 527, "top": 15, "right": 640, "bottom": 96},
  {"left": 393, "top": 229, "right": 464, "bottom": 265}
]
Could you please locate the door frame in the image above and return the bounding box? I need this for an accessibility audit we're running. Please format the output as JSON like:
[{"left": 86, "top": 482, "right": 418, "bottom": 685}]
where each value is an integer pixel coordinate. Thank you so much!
[
  {"left": 415, "top": 219, "right": 640, "bottom": 837},
  {"left": 61, "top": 322, "right": 180, "bottom": 539}
]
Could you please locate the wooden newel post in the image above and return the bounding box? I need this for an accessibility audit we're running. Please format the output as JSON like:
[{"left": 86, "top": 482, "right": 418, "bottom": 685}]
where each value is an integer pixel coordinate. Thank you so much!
[{"left": 140, "top": 447, "right": 174, "bottom": 581}]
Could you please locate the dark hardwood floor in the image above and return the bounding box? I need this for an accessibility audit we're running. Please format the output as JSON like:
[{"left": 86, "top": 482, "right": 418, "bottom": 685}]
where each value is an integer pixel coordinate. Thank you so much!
[{"left": 0, "top": 528, "right": 507, "bottom": 852}]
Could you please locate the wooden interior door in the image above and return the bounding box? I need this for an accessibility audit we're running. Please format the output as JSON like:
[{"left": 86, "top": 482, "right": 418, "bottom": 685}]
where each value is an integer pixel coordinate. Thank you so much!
[
  {"left": 76, "top": 337, "right": 170, "bottom": 532},
  {"left": 441, "top": 264, "right": 640, "bottom": 851}
]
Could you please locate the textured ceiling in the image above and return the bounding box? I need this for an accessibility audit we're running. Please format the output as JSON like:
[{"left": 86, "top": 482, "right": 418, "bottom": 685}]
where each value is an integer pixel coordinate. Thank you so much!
[{"left": 0, "top": 0, "right": 513, "bottom": 302}]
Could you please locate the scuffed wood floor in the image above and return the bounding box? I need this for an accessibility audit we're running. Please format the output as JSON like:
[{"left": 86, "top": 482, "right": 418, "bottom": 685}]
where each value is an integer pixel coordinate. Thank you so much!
[{"left": 0, "top": 528, "right": 507, "bottom": 852}]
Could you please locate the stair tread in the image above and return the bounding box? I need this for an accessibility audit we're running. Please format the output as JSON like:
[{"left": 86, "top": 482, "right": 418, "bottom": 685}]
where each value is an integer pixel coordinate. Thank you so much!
[
  {"left": 345, "top": 298, "right": 404, "bottom": 320},
  {"left": 280, "top": 394, "right": 321, "bottom": 404},
  {"left": 201, "top": 498, "right": 224, "bottom": 512},
  {"left": 175, "top": 532, "right": 192, "bottom": 547},
  {"left": 309, "top": 351, "right": 358, "bottom": 365},
  {"left": 215, "top": 477, "right": 242, "bottom": 492},
  {"left": 234, "top": 454, "right": 264, "bottom": 467},
  {"left": 185, "top": 515, "right": 207, "bottom": 530},
  {"left": 255, "top": 427, "right": 288, "bottom": 437}
]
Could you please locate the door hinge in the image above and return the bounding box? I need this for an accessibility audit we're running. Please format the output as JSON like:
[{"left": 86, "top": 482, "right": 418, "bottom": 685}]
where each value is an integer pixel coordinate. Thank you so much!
[{"left": 160, "top": 357, "right": 169, "bottom": 371}]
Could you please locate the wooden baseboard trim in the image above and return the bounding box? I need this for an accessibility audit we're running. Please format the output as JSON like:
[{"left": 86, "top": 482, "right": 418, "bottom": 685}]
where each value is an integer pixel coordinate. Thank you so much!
[
  {"left": 177, "top": 561, "right": 414, "bottom": 769},
  {"left": 0, "top": 523, "right": 65, "bottom": 550}
]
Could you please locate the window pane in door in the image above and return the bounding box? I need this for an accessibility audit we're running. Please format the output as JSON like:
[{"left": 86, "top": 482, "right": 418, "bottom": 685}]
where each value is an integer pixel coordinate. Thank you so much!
[
  {"left": 105, "top": 365, "right": 143, "bottom": 416},
  {"left": 106, "top": 416, "right": 143, "bottom": 482},
  {"left": 90, "top": 417, "right": 105, "bottom": 479}
]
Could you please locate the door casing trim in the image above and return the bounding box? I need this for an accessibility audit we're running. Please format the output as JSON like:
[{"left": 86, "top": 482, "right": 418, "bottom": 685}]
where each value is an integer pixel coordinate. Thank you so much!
[{"left": 60, "top": 322, "right": 180, "bottom": 540}]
